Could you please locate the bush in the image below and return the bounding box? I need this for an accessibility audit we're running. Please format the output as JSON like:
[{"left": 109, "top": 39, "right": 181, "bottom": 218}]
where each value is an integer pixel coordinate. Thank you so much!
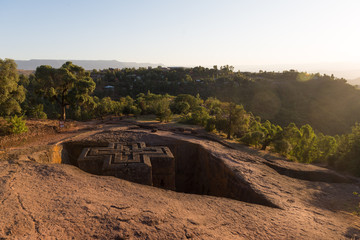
[
  {"left": 130, "top": 105, "right": 142, "bottom": 117},
  {"left": 157, "top": 108, "right": 172, "bottom": 122},
  {"left": 205, "top": 117, "right": 216, "bottom": 132},
  {"left": 0, "top": 117, "right": 10, "bottom": 135},
  {"left": 170, "top": 101, "right": 190, "bottom": 114},
  {"left": 153, "top": 98, "right": 172, "bottom": 122},
  {"left": 182, "top": 106, "right": 209, "bottom": 126},
  {"left": 353, "top": 192, "right": 360, "bottom": 215},
  {"left": 8, "top": 115, "right": 28, "bottom": 134},
  {"left": 241, "top": 131, "right": 265, "bottom": 147},
  {"left": 28, "top": 104, "right": 47, "bottom": 119},
  {"left": 273, "top": 139, "right": 291, "bottom": 155}
]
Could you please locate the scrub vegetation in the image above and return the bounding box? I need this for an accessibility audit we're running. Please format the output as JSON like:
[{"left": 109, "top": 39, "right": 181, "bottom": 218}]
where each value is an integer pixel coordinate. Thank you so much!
[{"left": 1, "top": 59, "right": 360, "bottom": 175}]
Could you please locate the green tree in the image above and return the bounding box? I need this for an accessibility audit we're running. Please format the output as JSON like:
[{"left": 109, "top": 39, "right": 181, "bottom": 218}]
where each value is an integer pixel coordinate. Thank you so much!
[
  {"left": 0, "top": 59, "right": 26, "bottom": 116},
  {"left": 120, "top": 96, "right": 135, "bottom": 114},
  {"left": 170, "top": 100, "right": 190, "bottom": 115},
  {"left": 225, "top": 103, "right": 249, "bottom": 139},
  {"left": 283, "top": 123, "right": 301, "bottom": 148},
  {"left": 261, "top": 120, "right": 282, "bottom": 150},
  {"left": 204, "top": 97, "right": 222, "bottom": 115},
  {"left": 291, "top": 124, "right": 318, "bottom": 163},
  {"left": 241, "top": 116, "right": 264, "bottom": 147},
  {"left": 155, "top": 98, "right": 172, "bottom": 122},
  {"left": 273, "top": 139, "right": 292, "bottom": 155},
  {"left": 34, "top": 62, "right": 95, "bottom": 120},
  {"left": 96, "top": 97, "right": 115, "bottom": 117},
  {"left": 317, "top": 133, "right": 337, "bottom": 162},
  {"left": 21, "top": 74, "right": 46, "bottom": 118},
  {"left": 241, "top": 131, "right": 265, "bottom": 147},
  {"left": 333, "top": 123, "right": 360, "bottom": 175},
  {"left": 171, "top": 94, "right": 201, "bottom": 114},
  {"left": 184, "top": 74, "right": 193, "bottom": 83},
  {"left": 28, "top": 104, "right": 47, "bottom": 119},
  {"left": 183, "top": 106, "right": 209, "bottom": 126},
  {"left": 205, "top": 117, "right": 216, "bottom": 132}
]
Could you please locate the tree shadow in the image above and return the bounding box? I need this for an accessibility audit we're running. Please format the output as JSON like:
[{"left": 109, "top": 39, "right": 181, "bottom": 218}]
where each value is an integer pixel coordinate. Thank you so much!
[
  {"left": 303, "top": 180, "right": 360, "bottom": 213},
  {"left": 344, "top": 227, "right": 360, "bottom": 239}
]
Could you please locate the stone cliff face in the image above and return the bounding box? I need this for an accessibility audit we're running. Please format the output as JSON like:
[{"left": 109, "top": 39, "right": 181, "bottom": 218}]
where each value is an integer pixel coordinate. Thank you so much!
[{"left": 0, "top": 122, "right": 359, "bottom": 239}]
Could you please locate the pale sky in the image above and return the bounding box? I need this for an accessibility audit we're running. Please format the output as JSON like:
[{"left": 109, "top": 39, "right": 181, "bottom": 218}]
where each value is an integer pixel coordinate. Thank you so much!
[{"left": 1, "top": 0, "right": 360, "bottom": 71}]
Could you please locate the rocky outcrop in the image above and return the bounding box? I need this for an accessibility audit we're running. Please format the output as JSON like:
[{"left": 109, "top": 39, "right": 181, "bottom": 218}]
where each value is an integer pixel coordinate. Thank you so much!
[{"left": 0, "top": 122, "right": 359, "bottom": 239}]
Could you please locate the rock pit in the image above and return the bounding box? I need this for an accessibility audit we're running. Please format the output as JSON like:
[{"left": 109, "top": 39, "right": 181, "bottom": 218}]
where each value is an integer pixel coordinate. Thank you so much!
[{"left": 62, "top": 135, "right": 278, "bottom": 208}]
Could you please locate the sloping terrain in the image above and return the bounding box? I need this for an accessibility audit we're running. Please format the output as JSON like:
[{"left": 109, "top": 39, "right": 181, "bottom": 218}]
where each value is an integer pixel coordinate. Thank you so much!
[{"left": 0, "top": 121, "right": 360, "bottom": 239}]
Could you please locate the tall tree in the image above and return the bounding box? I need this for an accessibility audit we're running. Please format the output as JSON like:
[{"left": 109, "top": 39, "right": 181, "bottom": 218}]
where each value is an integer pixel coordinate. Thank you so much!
[
  {"left": 291, "top": 124, "right": 318, "bottom": 163},
  {"left": 0, "top": 59, "right": 26, "bottom": 116},
  {"left": 225, "top": 103, "right": 249, "bottom": 139},
  {"left": 35, "top": 62, "right": 95, "bottom": 120}
]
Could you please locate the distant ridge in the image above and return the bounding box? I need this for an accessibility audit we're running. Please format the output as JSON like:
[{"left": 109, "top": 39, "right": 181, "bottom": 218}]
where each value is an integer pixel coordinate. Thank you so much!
[
  {"left": 235, "top": 62, "right": 360, "bottom": 81},
  {"left": 15, "top": 59, "right": 164, "bottom": 70},
  {"left": 348, "top": 77, "right": 360, "bottom": 86}
]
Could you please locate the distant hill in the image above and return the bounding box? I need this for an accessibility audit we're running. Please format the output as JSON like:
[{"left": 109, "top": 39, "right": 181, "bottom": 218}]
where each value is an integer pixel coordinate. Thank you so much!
[
  {"left": 17, "top": 69, "right": 34, "bottom": 76},
  {"left": 15, "top": 59, "right": 164, "bottom": 70},
  {"left": 236, "top": 62, "right": 360, "bottom": 81},
  {"left": 347, "top": 77, "right": 360, "bottom": 86}
]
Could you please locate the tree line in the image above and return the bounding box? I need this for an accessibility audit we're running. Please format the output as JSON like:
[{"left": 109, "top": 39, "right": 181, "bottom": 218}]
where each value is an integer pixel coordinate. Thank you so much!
[
  {"left": 0, "top": 59, "right": 360, "bottom": 176},
  {"left": 91, "top": 65, "right": 360, "bottom": 135}
]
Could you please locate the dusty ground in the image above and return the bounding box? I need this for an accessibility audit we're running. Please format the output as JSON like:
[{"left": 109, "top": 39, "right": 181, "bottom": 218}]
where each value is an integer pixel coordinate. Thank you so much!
[
  {"left": 0, "top": 119, "right": 360, "bottom": 239},
  {"left": 0, "top": 119, "right": 101, "bottom": 149}
]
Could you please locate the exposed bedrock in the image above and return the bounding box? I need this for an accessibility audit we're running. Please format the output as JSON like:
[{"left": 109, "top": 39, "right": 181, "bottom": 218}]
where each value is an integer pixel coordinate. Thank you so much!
[
  {"left": 62, "top": 136, "right": 279, "bottom": 208},
  {"left": 262, "top": 160, "right": 355, "bottom": 184}
]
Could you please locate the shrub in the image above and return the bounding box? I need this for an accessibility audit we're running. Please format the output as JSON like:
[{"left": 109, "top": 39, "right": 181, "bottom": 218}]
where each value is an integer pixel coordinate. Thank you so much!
[
  {"left": 353, "top": 192, "right": 360, "bottom": 215},
  {"left": 205, "top": 117, "right": 216, "bottom": 132},
  {"left": 130, "top": 105, "right": 142, "bottom": 117},
  {"left": 157, "top": 108, "right": 172, "bottom": 122},
  {"left": 273, "top": 139, "right": 292, "bottom": 155},
  {"left": 7, "top": 115, "right": 28, "bottom": 134},
  {"left": 0, "top": 117, "right": 10, "bottom": 135},
  {"left": 182, "top": 106, "right": 209, "bottom": 126},
  {"left": 28, "top": 104, "right": 47, "bottom": 119},
  {"left": 170, "top": 101, "right": 190, "bottom": 114},
  {"left": 241, "top": 131, "right": 265, "bottom": 147},
  {"left": 153, "top": 98, "right": 172, "bottom": 122}
]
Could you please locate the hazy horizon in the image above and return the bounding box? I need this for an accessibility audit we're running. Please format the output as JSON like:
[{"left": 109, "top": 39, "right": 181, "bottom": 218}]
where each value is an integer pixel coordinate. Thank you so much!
[{"left": 12, "top": 59, "right": 360, "bottom": 81}]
